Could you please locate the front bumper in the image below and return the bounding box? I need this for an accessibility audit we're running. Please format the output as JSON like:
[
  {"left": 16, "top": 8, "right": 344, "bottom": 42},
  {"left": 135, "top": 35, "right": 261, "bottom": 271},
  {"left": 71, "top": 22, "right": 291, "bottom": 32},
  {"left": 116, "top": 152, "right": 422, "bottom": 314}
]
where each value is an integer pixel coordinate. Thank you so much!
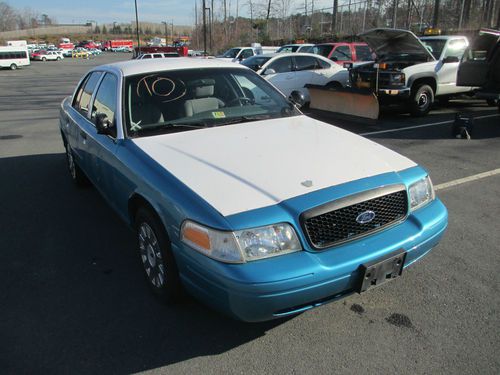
[
  {"left": 175, "top": 198, "right": 448, "bottom": 322},
  {"left": 378, "top": 87, "right": 411, "bottom": 100}
]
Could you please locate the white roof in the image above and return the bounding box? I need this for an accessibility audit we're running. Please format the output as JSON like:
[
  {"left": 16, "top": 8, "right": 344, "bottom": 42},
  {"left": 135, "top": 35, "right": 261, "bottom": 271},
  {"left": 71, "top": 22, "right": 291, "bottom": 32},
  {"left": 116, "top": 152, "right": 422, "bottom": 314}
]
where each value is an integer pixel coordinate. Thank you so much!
[{"left": 96, "top": 57, "right": 248, "bottom": 77}]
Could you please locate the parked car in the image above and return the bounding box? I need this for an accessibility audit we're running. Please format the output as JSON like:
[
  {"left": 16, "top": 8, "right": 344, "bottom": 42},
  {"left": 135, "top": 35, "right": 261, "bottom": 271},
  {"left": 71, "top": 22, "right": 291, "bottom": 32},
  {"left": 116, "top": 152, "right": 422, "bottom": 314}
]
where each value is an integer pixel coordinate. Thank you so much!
[
  {"left": 457, "top": 28, "right": 500, "bottom": 108},
  {"left": 349, "top": 29, "right": 472, "bottom": 116},
  {"left": 59, "top": 58, "right": 447, "bottom": 322},
  {"left": 136, "top": 52, "right": 180, "bottom": 59},
  {"left": 33, "top": 50, "right": 61, "bottom": 61},
  {"left": 276, "top": 44, "right": 315, "bottom": 53},
  {"left": 217, "top": 44, "right": 277, "bottom": 62},
  {"left": 241, "top": 52, "right": 349, "bottom": 103},
  {"left": 312, "top": 42, "right": 373, "bottom": 65},
  {"left": 72, "top": 48, "right": 90, "bottom": 58},
  {"left": 113, "top": 46, "right": 133, "bottom": 52},
  {"left": 88, "top": 48, "right": 102, "bottom": 56}
]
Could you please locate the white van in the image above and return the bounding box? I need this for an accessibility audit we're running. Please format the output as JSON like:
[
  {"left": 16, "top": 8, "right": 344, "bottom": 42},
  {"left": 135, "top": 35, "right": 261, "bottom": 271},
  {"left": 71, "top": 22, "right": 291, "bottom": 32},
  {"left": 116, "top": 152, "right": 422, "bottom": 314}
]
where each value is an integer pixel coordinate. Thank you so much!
[
  {"left": 217, "top": 43, "right": 278, "bottom": 62},
  {"left": 0, "top": 46, "right": 30, "bottom": 70}
]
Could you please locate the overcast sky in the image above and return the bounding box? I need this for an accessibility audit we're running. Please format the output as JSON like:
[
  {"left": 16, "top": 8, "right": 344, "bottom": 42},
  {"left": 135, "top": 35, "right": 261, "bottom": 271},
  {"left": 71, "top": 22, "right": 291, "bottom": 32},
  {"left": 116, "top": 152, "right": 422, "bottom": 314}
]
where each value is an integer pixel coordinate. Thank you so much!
[{"left": 11, "top": 0, "right": 336, "bottom": 26}]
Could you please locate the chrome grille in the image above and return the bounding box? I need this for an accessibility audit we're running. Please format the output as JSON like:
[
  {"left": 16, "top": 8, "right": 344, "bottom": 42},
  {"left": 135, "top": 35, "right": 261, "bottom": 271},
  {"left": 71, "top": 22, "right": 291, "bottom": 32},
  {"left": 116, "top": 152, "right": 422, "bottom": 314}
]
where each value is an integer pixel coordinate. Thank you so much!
[{"left": 301, "top": 186, "right": 408, "bottom": 249}]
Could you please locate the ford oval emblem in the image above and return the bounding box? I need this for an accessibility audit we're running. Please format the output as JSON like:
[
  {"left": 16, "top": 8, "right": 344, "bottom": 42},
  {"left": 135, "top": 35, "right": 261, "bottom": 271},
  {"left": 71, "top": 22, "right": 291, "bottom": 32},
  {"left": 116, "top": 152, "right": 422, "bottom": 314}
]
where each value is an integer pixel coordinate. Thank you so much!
[{"left": 356, "top": 210, "right": 376, "bottom": 224}]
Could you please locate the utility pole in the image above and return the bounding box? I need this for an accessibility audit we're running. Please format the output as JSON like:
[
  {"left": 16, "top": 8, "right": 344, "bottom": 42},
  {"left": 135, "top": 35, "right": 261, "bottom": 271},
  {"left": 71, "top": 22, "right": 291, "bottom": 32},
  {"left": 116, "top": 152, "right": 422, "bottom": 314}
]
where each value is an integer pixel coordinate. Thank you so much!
[
  {"left": 432, "top": 0, "right": 440, "bottom": 28},
  {"left": 134, "top": 0, "right": 141, "bottom": 54},
  {"left": 392, "top": 0, "right": 398, "bottom": 28},
  {"left": 171, "top": 20, "right": 174, "bottom": 45},
  {"left": 332, "top": 0, "right": 338, "bottom": 34},
  {"left": 202, "top": 0, "right": 207, "bottom": 54}
]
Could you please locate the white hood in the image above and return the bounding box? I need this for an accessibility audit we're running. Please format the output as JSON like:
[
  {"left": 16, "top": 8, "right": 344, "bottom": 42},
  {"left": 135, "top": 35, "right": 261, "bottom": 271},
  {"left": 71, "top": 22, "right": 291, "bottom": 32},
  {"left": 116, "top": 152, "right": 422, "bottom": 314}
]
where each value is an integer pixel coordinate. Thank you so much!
[{"left": 132, "top": 116, "right": 416, "bottom": 216}]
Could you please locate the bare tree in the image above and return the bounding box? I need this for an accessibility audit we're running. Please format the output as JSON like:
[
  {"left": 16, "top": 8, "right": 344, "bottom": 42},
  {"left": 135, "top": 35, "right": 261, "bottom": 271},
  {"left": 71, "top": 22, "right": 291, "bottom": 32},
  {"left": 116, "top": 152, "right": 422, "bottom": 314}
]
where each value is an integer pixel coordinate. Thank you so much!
[{"left": 0, "top": 2, "right": 17, "bottom": 31}]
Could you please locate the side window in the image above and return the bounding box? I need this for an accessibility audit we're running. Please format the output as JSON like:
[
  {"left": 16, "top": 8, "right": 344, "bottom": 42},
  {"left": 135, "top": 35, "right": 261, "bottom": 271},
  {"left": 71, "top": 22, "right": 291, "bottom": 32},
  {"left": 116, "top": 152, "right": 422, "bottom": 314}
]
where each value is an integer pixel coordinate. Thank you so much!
[
  {"left": 294, "top": 56, "right": 318, "bottom": 71},
  {"left": 268, "top": 56, "right": 293, "bottom": 73},
  {"left": 233, "top": 75, "right": 272, "bottom": 105},
  {"left": 444, "top": 39, "right": 468, "bottom": 59},
  {"left": 73, "top": 72, "right": 103, "bottom": 116},
  {"left": 91, "top": 73, "right": 118, "bottom": 137},
  {"left": 153, "top": 54, "right": 163, "bottom": 58},
  {"left": 355, "top": 45, "right": 373, "bottom": 61},
  {"left": 316, "top": 58, "right": 331, "bottom": 69},
  {"left": 331, "top": 45, "right": 352, "bottom": 61},
  {"left": 241, "top": 49, "right": 254, "bottom": 59},
  {"left": 143, "top": 54, "right": 152, "bottom": 59}
]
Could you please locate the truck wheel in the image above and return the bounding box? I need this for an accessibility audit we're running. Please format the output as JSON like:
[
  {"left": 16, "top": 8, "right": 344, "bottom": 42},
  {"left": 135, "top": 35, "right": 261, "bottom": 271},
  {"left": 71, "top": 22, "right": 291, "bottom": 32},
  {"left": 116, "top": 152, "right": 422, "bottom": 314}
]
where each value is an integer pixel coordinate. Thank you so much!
[
  {"left": 486, "top": 99, "right": 498, "bottom": 106},
  {"left": 10, "top": 63, "right": 17, "bottom": 70},
  {"left": 409, "top": 84, "right": 434, "bottom": 117}
]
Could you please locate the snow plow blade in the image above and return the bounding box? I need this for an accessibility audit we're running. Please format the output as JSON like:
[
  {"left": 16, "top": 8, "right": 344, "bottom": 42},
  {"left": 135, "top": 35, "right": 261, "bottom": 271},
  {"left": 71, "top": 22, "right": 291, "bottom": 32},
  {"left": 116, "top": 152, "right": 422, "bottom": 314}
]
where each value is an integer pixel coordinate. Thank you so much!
[{"left": 307, "top": 85, "right": 380, "bottom": 120}]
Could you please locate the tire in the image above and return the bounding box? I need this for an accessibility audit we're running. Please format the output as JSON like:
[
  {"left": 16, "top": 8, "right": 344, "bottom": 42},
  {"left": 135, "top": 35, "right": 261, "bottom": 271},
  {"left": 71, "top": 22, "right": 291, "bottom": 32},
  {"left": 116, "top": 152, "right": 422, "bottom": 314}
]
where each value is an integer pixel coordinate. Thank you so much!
[
  {"left": 57, "top": 57, "right": 61, "bottom": 61},
  {"left": 134, "top": 207, "right": 183, "bottom": 302},
  {"left": 326, "top": 81, "right": 342, "bottom": 89},
  {"left": 486, "top": 98, "right": 498, "bottom": 106},
  {"left": 10, "top": 63, "right": 17, "bottom": 70},
  {"left": 409, "top": 84, "right": 434, "bottom": 117},
  {"left": 64, "top": 143, "right": 89, "bottom": 186},
  {"left": 42, "top": 57, "right": 46, "bottom": 62}
]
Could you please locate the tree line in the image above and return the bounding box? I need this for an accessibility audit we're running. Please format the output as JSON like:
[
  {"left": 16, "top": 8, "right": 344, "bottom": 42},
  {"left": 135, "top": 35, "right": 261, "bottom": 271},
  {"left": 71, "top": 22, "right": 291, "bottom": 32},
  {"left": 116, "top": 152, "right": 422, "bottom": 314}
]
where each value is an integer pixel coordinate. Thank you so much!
[{"left": 0, "top": 1, "right": 56, "bottom": 32}]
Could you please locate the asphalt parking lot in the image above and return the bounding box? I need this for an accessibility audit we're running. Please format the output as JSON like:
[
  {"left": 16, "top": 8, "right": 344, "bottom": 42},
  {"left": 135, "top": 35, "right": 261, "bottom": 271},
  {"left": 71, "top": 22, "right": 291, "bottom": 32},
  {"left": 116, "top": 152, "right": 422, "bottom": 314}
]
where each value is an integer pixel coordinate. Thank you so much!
[{"left": 1, "top": 54, "right": 499, "bottom": 374}]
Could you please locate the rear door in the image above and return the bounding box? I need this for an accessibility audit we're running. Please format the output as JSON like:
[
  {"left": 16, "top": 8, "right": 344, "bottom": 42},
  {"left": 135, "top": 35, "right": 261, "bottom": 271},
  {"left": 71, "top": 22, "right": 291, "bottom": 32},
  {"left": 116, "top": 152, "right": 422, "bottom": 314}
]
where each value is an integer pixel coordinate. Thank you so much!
[
  {"left": 68, "top": 71, "right": 103, "bottom": 180},
  {"left": 457, "top": 34, "right": 498, "bottom": 87},
  {"left": 263, "top": 56, "right": 295, "bottom": 97}
]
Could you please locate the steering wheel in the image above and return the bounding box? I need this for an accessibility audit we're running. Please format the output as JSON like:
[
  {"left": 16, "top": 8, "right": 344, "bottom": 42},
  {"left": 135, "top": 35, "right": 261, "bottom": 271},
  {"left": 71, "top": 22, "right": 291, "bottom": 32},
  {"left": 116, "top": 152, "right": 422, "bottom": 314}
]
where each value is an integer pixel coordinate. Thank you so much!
[{"left": 226, "top": 96, "right": 255, "bottom": 107}]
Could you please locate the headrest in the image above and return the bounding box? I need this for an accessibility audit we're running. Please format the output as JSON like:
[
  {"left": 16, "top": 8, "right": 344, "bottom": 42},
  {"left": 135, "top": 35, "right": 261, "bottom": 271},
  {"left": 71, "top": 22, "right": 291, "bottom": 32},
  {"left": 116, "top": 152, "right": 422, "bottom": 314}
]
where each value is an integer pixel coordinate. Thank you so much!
[
  {"left": 195, "top": 85, "right": 214, "bottom": 98},
  {"left": 188, "top": 78, "right": 215, "bottom": 98}
]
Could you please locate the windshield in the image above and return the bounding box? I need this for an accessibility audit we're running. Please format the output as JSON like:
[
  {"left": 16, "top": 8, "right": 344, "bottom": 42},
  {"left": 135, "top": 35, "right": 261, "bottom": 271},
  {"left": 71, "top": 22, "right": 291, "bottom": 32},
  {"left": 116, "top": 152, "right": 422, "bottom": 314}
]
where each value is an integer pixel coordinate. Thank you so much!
[
  {"left": 124, "top": 68, "right": 300, "bottom": 138},
  {"left": 221, "top": 48, "right": 241, "bottom": 58},
  {"left": 312, "top": 45, "right": 334, "bottom": 57},
  {"left": 420, "top": 39, "right": 446, "bottom": 59},
  {"left": 241, "top": 56, "right": 272, "bottom": 71}
]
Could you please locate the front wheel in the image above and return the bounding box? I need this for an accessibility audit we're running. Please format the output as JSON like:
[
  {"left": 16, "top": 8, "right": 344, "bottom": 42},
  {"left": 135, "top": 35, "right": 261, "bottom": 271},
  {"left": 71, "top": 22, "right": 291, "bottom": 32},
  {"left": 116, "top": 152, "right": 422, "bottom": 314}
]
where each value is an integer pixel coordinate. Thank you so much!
[
  {"left": 57, "top": 57, "right": 61, "bottom": 61},
  {"left": 409, "top": 84, "right": 434, "bottom": 117},
  {"left": 486, "top": 98, "right": 498, "bottom": 106},
  {"left": 42, "top": 57, "right": 46, "bottom": 62},
  {"left": 135, "top": 207, "right": 183, "bottom": 301},
  {"left": 10, "top": 63, "right": 17, "bottom": 70}
]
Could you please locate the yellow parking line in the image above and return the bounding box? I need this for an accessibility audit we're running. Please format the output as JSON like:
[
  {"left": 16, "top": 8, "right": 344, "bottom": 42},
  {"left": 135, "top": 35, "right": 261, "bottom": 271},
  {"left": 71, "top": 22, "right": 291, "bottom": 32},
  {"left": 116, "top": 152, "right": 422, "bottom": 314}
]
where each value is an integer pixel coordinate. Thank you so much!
[{"left": 434, "top": 168, "right": 500, "bottom": 191}]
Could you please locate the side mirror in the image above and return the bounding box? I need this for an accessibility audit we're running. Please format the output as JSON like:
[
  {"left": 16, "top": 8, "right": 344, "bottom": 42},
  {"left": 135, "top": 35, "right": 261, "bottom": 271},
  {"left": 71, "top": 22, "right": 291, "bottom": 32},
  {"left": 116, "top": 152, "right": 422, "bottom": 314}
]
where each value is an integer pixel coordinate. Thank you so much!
[
  {"left": 95, "top": 113, "right": 113, "bottom": 135},
  {"left": 289, "top": 90, "right": 306, "bottom": 109},
  {"left": 330, "top": 56, "right": 338, "bottom": 62},
  {"left": 262, "top": 68, "right": 276, "bottom": 75},
  {"left": 443, "top": 56, "right": 459, "bottom": 64},
  {"left": 343, "top": 62, "right": 353, "bottom": 69}
]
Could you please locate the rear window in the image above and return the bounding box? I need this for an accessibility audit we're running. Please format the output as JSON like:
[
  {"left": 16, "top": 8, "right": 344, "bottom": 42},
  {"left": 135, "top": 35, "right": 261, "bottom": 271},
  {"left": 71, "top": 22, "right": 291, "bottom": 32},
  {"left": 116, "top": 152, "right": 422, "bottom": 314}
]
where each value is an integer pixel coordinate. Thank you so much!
[{"left": 355, "top": 45, "right": 373, "bottom": 61}]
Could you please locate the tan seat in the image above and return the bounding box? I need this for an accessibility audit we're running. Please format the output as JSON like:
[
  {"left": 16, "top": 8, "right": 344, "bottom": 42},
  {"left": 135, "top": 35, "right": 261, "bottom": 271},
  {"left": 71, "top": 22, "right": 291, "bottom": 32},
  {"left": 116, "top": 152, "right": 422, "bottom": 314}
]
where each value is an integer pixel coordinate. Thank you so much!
[{"left": 184, "top": 81, "right": 224, "bottom": 117}]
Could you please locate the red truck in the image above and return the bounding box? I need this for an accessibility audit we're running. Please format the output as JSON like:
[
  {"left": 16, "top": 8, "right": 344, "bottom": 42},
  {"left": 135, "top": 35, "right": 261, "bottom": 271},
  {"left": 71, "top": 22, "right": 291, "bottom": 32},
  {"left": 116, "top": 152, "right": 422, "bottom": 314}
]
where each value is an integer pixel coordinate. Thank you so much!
[
  {"left": 313, "top": 42, "right": 373, "bottom": 65},
  {"left": 103, "top": 40, "right": 134, "bottom": 51},
  {"left": 133, "top": 45, "right": 189, "bottom": 58}
]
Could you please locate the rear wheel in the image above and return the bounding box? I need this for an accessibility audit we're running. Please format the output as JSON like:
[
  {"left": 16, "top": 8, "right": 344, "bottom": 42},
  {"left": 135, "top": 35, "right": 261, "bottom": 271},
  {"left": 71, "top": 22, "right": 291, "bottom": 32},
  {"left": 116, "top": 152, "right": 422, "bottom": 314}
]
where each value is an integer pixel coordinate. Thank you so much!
[
  {"left": 10, "top": 63, "right": 17, "bottom": 70},
  {"left": 57, "top": 56, "right": 61, "bottom": 61},
  {"left": 486, "top": 98, "right": 498, "bottom": 106},
  {"left": 64, "top": 143, "right": 89, "bottom": 186},
  {"left": 42, "top": 57, "right": 46, "bottom": 62},
  {"left": 409, "top": 84, "right": 434, "bottom": 116},
  {"left": 135, "top": 207, "right": 183, "bottom": 301}
]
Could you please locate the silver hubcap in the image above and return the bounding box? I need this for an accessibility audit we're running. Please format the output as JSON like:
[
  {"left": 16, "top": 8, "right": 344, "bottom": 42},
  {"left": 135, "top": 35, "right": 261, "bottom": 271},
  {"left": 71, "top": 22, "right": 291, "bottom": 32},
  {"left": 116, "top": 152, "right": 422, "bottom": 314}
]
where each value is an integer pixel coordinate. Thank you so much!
[
  {"left": 418, "top": 93, "right": 428, "bottom": 108},
  {"left": 138, "top": 222, "right": 165, "bottom": 288},
  {"left": 66, "top": 146, "right": 76, "bottom": 179}
]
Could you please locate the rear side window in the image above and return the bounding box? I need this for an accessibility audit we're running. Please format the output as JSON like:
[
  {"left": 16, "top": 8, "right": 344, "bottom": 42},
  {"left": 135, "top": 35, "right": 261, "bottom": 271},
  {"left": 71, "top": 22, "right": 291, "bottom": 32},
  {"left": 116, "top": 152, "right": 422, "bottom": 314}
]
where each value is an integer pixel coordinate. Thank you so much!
[
  {"left": 316, "top": 58, "right": 331, "bottom": 69},
  {"left": 91, "top": 73, "right": 118, "bottom": 137},
  {"left": 331, "top": 45, "right": 352, "bottom": 61},
  {"left": 240, "top": 49, "right": 254, "bottom": 59},
  {"left": 294, "top": 56, "right": 318, "bottom": 71},
  {"left": 355, "top": 45, "right": 373, "bottom": 61},
  {"left": 73, "top": 72, "right": 103, "bottom": 116},
  {"left": 268, "top": 56, "right": 293, "bottom": 73},
  {"left": 153, "top": 54, "right": 163, "bottom": 58}
]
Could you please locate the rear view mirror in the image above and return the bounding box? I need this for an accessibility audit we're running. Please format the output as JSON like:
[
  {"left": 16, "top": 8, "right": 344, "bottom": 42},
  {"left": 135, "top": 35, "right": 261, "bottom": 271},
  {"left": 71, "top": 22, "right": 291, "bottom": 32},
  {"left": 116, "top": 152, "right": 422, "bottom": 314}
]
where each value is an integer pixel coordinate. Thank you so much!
[
  {"left": 289, "top": 90, "right": 306, "bottom": 108},
  {"left": 95, "top": 113, "right": 113, "bottom": 135}
]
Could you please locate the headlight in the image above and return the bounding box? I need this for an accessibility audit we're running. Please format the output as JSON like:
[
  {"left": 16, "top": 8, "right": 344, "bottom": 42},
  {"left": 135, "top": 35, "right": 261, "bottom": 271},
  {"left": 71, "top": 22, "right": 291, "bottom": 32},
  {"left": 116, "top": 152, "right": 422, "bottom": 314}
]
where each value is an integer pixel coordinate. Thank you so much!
[
  {"left": 389, "top": 73, "right": 405, "bottom": 85},
  {"left": 180, "top": 221, "right": 302, "bottom": 263},
  {"left": 409, "top": 176, "right": 435, "bottom": 211}
]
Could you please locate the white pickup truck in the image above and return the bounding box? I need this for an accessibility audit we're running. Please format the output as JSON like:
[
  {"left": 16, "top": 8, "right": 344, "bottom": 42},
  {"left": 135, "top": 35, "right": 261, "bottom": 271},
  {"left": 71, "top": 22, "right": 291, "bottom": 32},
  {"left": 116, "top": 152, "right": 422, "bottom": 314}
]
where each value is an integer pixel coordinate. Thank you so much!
[{"left": 351, "top": 29, "right": 472, "bottom": 116}]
